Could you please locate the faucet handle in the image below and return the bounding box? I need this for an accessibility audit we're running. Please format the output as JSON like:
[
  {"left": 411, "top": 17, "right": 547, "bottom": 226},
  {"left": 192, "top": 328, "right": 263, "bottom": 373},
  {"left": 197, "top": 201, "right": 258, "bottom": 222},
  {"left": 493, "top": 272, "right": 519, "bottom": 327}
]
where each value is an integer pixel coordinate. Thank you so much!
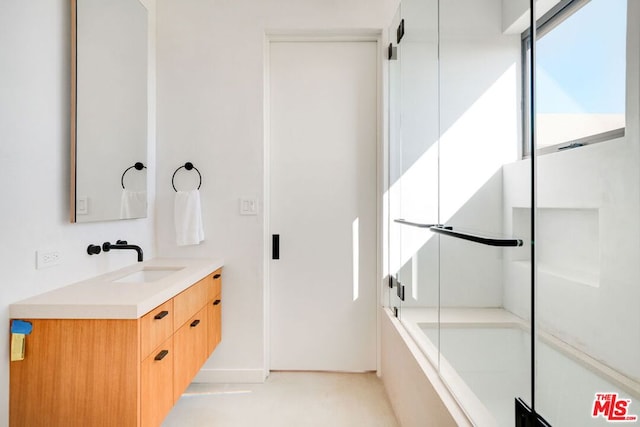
[{"left": 116, "top": 240, "right": 128, "bottom": 245}]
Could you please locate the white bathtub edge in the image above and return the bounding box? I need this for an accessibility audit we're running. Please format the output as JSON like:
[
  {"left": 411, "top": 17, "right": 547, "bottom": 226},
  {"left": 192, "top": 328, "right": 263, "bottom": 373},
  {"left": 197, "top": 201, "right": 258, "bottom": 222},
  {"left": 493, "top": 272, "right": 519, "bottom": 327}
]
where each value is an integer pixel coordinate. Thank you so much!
[{"left": 380, "top": 307, "right": 472, "bottom": 427}]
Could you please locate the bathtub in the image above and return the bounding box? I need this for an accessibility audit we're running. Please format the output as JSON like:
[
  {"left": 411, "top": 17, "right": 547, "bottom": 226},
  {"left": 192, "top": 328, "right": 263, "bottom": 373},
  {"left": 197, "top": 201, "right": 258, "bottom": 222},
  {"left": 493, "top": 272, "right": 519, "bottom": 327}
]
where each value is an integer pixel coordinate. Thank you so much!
[{"left": 396, "top": 308, "right": 640, "bottom": 426}]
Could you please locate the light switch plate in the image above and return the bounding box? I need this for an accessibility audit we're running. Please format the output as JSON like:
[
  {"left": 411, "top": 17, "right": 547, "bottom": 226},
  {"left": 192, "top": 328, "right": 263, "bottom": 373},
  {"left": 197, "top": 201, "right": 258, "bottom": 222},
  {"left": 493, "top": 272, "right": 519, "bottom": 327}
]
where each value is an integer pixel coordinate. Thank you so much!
[
  {"left": 77, "top": 196, "right": 89, "bottom": 215},
  {"left": 239, "top": 198, "right": 258, "bottom": 215}
]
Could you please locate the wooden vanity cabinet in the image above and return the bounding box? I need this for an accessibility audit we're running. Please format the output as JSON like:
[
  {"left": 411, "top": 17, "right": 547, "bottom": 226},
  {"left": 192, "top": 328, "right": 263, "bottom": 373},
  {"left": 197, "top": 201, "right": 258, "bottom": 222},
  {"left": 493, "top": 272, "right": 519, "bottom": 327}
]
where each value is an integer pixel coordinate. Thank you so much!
[
  {"left": 9, "top": 319, "right": 140, "bottom": 427},
  {"left": 140, "top": 299, "right": 174, "bottom": 359},
  {"left": 141, "top": 337, "right": 174, "bottom": 427},
  {"left": 173, "top": 306, "right": 208, "bottom": 402},
  {"left": 9, "top": 268, "right": 223, "bottom": 427},
  {"left": 173, "top": 274, "right": 209, "bottom": 329},
  {"left": 207, "top": 271, "right": 222, "bottom": 354}
]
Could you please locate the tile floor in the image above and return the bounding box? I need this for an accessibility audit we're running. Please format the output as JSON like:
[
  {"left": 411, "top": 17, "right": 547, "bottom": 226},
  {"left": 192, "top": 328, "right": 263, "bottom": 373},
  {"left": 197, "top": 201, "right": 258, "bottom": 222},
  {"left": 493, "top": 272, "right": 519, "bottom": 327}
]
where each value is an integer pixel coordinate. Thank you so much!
[{"left": 163, "top": 371, "right": 399, "bottom": 427}]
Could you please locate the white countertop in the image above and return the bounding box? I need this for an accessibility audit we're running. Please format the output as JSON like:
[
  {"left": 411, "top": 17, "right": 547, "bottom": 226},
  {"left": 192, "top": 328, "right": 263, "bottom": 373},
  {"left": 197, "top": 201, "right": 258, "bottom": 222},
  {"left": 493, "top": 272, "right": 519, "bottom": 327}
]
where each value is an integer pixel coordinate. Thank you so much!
[{"left": 10, "top": 258, "right": 224, "bottom": 320}]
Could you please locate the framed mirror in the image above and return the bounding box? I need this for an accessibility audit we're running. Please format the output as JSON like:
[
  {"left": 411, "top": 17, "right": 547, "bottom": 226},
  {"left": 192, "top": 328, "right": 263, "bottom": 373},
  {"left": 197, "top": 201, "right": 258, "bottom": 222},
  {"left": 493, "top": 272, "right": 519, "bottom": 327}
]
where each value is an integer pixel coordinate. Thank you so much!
[{"left": 70, "top": 0, "right": 148, "bottom": 222}]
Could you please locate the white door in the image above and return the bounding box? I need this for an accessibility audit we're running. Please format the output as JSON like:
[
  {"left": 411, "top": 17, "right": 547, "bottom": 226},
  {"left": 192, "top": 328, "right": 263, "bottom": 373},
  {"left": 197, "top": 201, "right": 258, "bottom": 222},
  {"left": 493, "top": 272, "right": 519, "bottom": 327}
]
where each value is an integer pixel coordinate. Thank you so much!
[{"left": 269, "top": 40, "right": 378, "bottom": 371}]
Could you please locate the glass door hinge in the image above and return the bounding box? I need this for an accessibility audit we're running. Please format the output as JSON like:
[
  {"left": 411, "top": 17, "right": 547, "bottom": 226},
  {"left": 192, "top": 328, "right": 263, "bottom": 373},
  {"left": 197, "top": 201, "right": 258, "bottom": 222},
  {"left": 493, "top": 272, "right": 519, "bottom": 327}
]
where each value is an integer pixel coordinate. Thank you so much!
[
  {"left": 388, "top": 43, "right": 397, "bottom": 60},
  {"left": 397, "top": 19, "right": 405, "bottom": 44},
  {"left": 388, "top": 275, "right": 395, "bottom": 288},
  {"left": 397, "top": 283, "right": 405, "bottom": 301}
]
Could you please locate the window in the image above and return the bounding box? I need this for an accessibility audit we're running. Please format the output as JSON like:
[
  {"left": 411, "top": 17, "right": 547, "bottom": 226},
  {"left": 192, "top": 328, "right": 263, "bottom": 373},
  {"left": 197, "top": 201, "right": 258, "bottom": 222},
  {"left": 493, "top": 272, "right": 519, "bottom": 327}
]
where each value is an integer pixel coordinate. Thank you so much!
[{"left": 522, "top": 0, "right": 627, "bottom": 156}]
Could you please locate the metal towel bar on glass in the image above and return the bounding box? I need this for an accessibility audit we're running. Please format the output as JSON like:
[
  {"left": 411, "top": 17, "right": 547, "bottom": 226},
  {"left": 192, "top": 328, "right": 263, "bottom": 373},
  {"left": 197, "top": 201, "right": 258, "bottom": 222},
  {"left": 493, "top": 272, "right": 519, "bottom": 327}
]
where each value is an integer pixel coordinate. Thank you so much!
[
  {"left": 430, "top": 225, "right": 523, "bottom": 247},
  {"left": 394, "top": 219, "right": 523, "bottom": 247}
]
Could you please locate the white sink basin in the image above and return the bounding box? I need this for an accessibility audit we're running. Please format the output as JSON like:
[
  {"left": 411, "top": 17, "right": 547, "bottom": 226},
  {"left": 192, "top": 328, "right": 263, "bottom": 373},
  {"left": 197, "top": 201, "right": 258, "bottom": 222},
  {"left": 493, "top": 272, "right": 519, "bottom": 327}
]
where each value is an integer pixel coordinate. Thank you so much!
[{"left": 113, "top": 267, "right": 184, "bottom": 283}]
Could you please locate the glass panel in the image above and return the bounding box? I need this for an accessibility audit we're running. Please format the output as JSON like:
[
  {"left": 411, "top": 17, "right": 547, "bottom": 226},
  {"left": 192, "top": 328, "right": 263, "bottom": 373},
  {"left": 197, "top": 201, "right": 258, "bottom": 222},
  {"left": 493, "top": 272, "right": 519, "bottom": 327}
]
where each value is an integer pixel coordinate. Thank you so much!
[
  {"left": 535, "top": 0, "right": 640, "bottom": 424},
  {"left": 437, "top": 0, "right": 532, "bottom": 425},
  {"left": 392, "top": 0, "right": 441, "bottom": 364},
  {"left": 388, "top": 5, "right": 403, "bottom": 315}
]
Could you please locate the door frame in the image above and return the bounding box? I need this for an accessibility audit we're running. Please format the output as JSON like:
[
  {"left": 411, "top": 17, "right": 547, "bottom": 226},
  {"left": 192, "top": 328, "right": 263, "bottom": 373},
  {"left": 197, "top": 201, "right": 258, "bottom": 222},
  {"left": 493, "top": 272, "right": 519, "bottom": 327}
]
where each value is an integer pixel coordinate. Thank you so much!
[{"left": 263, "top": 30, "right": 384, "bottom": 378}]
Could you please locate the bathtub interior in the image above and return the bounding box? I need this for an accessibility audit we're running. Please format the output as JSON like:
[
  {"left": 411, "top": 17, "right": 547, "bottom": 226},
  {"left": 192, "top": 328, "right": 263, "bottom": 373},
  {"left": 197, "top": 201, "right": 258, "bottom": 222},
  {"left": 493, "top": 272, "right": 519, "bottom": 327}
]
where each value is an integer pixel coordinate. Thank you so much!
[{"left": 406, "top": 310, "right": 640, "bottom": 427}]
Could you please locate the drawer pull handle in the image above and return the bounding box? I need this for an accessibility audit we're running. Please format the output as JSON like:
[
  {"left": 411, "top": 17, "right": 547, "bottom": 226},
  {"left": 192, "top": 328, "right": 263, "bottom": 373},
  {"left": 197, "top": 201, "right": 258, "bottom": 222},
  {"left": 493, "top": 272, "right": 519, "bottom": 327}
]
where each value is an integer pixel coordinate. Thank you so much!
[
  {"left": 154, "top": 310, "right": 169, "bottom": 320},
  {"left": 213, "top": 300, "right": 221, "bottom": 306},
  {"left": 190, "top": 319, "right": 201, "bottom": 327},
  {"left": 213, "top": 274, "right": 221, "bottom": 279},
  {"left": 154, "top": 350, "right": 169, "bottom": 361}
]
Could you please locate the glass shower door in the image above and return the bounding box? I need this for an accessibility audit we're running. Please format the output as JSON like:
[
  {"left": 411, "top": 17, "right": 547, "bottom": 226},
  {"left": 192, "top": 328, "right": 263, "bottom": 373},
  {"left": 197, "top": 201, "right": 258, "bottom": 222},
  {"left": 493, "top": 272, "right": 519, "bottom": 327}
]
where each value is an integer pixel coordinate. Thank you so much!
[
  {"left": 533, "top": 0, "right": 640, "bottom": 424},
  {"left": 387, "top": 4, "right": 403, "bottom": 317},
  {"left": 436, "top": 0, "right": 532, "bottom": 425},
  {"left": 388, "top": 0, "right": 441, "bottom": 364}
]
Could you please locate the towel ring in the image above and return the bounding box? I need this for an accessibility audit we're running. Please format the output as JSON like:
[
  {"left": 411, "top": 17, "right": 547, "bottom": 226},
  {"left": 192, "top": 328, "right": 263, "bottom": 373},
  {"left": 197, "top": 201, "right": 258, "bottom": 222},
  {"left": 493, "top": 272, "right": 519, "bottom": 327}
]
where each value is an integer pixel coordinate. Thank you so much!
[
  {"left": 121, "top": 162, "right": 146, "bottom": 189},
  {"left": 172, "top": 162, "right": 202, "bottom": 192}
]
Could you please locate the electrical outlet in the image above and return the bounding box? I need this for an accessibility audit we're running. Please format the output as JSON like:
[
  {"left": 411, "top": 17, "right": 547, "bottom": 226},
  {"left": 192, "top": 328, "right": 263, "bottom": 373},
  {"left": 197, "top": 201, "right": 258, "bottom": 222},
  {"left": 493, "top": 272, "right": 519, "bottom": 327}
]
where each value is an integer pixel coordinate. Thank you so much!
[{"left": 36, "top": 250, "right": 61, "bottom": 269}]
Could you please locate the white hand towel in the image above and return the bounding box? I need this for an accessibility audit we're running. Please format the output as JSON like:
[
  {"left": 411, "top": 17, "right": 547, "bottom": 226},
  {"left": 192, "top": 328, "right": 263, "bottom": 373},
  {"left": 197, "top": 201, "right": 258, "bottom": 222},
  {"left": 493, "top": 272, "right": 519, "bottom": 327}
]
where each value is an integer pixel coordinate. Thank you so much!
[
  {"left": 120, "top": 189, "right": 147, "bottom": 219},
  {"left": 174, "top": 190, "right": 205, "bottom": 246}
]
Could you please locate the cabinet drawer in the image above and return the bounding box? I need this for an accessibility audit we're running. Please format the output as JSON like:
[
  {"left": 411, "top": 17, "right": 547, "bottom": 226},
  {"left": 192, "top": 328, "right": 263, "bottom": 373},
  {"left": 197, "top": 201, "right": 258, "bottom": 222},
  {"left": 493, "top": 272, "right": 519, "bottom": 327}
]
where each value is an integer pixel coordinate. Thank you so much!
[
  {"left": 140, "top": 300, "right": 174, "bottom": 360},
  {"left": 207, "top": 268, "right": 222, "bottom": 301},
  {"left": 141, "top": 337, "right": 174, "bottom": 427},
  {"left": 173, "top": 277, "right": 209, "bottom": 329},
  {"left": 173, "top": 306, "right": 208, "bottom": 401},
  {"left": 207, "top": 297, "right": 222, "bottom": 354}
]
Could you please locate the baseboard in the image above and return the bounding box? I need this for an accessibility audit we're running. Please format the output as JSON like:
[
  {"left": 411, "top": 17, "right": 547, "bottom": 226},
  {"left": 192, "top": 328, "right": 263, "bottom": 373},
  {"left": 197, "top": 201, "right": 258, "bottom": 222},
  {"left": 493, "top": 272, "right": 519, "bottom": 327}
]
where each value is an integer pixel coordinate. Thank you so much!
[{"left": 192, "top": 368, "right": 267, "bottom": 384}]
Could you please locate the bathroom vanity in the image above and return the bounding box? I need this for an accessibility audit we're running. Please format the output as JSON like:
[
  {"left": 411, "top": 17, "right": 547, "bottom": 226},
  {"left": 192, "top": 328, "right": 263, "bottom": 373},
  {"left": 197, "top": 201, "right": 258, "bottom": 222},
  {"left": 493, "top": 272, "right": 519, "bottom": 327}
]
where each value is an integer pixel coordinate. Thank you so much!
[{"left": 9, "top": 258, "right": 223, "bottom": 427}]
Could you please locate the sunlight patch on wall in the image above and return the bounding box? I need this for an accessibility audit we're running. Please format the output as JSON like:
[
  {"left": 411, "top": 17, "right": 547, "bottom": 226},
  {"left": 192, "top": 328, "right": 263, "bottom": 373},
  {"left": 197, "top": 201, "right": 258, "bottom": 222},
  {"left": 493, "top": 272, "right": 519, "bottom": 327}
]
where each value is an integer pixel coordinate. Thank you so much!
[{"left": 387, "top": 63, "right": 518, "bottom": 275}]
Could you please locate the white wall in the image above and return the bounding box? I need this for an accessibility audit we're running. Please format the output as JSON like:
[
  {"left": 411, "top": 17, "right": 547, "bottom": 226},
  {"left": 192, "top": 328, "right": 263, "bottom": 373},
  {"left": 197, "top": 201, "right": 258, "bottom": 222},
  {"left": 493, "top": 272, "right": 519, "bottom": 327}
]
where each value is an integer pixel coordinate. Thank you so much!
[
  {"left": 155, "top": 0, "right": 398, "bottom": 381},
  {"left": 0, "top": 1, "right": 157, "bottom": 425},
  {"left": 503, "top": 0, "right": 640, "bottom": 381}
]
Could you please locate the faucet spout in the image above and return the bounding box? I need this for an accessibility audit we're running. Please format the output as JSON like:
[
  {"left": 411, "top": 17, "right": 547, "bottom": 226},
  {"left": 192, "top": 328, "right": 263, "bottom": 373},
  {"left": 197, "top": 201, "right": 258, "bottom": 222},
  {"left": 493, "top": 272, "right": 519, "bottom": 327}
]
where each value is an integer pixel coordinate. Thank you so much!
[{"left": 102, "top": 241, "right": 144, "bottom": 262}]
